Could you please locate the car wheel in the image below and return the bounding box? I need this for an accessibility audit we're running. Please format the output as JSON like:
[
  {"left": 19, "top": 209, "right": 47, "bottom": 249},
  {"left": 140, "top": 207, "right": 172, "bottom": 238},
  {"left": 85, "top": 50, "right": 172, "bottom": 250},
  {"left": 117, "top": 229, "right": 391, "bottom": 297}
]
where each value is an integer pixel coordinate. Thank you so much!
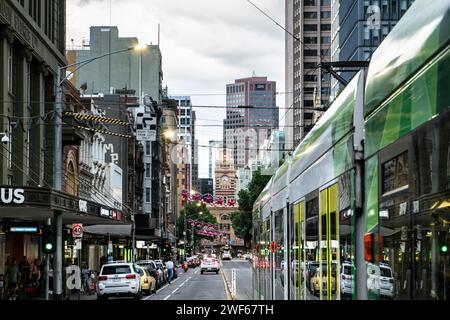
[
  {"left": 201, "top": 270, "right": 204, "bottom": 274},
  {"left": 216, "top": 271, "right": 219, "bottom": 274},
  {"left": 97, "top": 294, "right": 107, "bottom": 301}
]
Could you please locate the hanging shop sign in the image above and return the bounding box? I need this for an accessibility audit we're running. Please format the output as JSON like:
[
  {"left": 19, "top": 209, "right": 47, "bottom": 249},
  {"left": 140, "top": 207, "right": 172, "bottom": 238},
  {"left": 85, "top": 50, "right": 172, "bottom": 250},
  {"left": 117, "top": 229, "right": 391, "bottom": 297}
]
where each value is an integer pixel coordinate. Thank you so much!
[{"left": 0, "top": 188, "right": 25, "bottom": 205}]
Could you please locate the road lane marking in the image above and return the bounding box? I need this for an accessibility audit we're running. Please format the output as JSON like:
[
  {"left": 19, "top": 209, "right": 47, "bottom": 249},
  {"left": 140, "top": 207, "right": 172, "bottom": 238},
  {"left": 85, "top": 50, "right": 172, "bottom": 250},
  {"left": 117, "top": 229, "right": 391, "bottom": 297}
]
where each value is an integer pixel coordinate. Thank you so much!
[
  {"left": 163, "top": 294, "right": 171, "bottom": 300},
  {"left": 220, "top": 269, "right": 232, "bottom": 300},
  {"left": 172, "top": 287, "right": 179, "bottom": 294}
]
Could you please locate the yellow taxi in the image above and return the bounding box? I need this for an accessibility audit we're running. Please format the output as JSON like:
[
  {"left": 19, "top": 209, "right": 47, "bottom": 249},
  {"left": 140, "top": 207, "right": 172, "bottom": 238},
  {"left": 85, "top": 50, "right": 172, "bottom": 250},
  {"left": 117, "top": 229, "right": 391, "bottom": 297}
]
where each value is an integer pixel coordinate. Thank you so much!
[{"left": 136, "top": 266, "right": 156, "bottom": 295}]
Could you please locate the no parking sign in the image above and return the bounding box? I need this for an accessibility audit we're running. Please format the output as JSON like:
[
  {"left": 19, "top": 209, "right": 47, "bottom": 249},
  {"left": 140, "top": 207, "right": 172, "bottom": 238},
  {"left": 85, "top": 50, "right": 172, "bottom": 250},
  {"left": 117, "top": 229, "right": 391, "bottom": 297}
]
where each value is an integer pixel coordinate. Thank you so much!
[{"left": 72, "top": 224, "right": 83, "bottom": 238}]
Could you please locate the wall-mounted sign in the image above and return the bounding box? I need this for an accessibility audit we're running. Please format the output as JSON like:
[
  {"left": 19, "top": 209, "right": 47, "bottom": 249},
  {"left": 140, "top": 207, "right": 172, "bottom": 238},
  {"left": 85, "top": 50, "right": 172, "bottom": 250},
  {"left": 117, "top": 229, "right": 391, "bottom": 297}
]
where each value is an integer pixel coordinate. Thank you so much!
[
  {"left": 10, "top": 227, "right": 38, "bottom": 233},
  {"left": 0, "top": 188, "right": 25, "bottom": 205},
  {"left": 100, "top": 208, "right": 110, "bottom": 217},
  {"left": 79, "top": 200, "right": 88, "bottom": 213}
]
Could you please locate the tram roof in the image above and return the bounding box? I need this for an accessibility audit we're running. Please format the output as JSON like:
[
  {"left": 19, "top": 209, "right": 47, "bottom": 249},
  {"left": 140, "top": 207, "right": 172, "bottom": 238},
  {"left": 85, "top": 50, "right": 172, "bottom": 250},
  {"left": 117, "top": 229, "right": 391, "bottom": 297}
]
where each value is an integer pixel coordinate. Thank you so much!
[{"left": 365, "top": 0, "right": 450, "bottom": 117}]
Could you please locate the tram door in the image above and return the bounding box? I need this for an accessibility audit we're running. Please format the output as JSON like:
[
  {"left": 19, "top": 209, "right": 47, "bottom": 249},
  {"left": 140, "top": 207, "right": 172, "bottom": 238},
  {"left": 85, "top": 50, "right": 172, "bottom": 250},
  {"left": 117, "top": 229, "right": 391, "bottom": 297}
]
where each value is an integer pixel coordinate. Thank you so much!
[{"left": 319, "top": 184, "right": 340, "bottom": 300}]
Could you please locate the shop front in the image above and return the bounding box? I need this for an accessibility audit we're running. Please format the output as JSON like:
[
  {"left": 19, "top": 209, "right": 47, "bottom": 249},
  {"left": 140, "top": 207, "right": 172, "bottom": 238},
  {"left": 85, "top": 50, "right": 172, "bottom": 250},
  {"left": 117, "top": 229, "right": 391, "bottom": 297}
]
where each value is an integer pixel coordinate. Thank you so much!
[{"left": 0, "top": 186, "right": 131, "bottom": 276}]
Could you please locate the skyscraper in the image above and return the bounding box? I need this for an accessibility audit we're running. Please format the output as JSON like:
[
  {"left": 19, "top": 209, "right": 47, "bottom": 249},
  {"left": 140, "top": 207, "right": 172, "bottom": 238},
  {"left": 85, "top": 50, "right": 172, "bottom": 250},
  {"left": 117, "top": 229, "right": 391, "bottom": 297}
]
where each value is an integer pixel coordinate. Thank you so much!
[
  {"left": 330, "top": 0, "right": 415, "bottom": 97},
  {"left": 223, "top": 76, "right": 278, "bottom": 169},
  {"left": 285, "top": 0, "right": 332, "bottom": 150}
]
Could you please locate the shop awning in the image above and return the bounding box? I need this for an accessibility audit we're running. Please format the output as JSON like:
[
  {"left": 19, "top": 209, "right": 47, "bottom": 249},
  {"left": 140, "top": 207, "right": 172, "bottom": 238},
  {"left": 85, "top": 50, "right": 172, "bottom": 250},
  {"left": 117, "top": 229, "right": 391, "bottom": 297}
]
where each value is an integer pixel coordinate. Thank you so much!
[{"left": 84, "top": 224, "right": 132, "bottom": 237}]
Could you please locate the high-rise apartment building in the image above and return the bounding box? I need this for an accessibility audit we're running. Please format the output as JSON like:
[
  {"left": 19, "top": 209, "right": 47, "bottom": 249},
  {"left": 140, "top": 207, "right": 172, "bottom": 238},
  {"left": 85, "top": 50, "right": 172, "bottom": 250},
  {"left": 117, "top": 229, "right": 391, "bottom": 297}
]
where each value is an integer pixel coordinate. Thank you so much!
[
  {"left": 285, "top": 0, "right": 332, "bottom": 150},
  {"left": 224, "top": 76, "right": 278, "bottom": 169},
  {"left": 330, "top": 0, "right": 415, "bottom": 97},
  {"left": 170, "top": 96, "right": 198, "bottom": 193}
]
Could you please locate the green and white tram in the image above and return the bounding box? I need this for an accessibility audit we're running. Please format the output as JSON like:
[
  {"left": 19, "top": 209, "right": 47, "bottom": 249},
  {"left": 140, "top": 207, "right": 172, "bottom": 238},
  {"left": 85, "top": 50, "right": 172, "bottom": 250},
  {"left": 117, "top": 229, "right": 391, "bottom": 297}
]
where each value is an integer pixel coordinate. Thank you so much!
[{"left": 252, "top": 0, "right": 450, "bottom": 300}]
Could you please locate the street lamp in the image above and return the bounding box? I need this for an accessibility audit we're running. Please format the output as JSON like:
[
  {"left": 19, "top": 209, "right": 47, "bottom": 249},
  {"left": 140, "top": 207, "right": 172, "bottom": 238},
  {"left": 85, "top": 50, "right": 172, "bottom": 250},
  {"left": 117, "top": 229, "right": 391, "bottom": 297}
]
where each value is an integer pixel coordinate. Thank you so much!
[{"left": 52, "top": 44, "right": 145, "bottom": 300}]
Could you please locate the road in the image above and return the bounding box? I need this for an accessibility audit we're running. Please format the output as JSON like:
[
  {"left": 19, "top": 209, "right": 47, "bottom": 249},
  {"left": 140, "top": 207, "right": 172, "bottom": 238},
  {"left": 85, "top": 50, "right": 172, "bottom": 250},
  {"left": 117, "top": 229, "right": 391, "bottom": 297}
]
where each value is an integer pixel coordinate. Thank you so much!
[
  {"left": 145, "top": 266, "right": 228, "bottom": 300},
  {"left": 221, "top": 259, "right": 253, "bottom": 300}
]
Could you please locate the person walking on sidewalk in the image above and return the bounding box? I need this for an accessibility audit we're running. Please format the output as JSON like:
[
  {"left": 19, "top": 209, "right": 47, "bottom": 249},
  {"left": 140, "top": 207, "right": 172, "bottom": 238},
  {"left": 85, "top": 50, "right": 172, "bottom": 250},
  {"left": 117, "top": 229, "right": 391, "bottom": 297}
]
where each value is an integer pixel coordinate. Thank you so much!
[
  {"left": 166, "top": 258, "right": 174, "bottom": 284},
  {"left": 5, "top": 258, "right": 20, "bottom": 300}
]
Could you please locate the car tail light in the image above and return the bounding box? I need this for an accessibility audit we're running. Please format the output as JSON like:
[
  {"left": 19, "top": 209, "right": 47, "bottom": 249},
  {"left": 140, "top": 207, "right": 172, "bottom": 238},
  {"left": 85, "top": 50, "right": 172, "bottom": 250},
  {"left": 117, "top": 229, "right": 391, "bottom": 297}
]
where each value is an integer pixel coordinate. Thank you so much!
[
  {"left": 126, "top": 274, "right": 137, "bottom": 279},
  {"left": 98, "top": 276, "right": 108, "bottom": 281}
]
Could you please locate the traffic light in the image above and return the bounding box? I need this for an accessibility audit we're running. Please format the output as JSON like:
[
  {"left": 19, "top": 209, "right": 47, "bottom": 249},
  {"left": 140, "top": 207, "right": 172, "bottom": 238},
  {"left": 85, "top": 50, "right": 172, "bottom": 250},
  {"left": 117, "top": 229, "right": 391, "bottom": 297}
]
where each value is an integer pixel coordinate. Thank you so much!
[
  {"left": 439, "top": 231, "right": 448, "bottom": 256},
  {"left": 41, "top": 225, "right": 56, "bottom": 254}
]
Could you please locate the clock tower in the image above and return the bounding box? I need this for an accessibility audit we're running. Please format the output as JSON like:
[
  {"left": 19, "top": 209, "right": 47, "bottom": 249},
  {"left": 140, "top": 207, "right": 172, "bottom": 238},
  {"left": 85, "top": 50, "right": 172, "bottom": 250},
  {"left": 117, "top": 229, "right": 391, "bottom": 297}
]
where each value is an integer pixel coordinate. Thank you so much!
[{"left": 214, "top": 155, "right": 236, "bottom": 203}]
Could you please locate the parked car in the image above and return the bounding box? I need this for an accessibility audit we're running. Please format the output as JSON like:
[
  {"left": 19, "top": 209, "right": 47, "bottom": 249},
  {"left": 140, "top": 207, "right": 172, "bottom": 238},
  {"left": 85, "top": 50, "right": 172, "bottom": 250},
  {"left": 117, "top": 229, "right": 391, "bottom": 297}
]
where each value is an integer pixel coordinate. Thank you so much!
[
  {"left": 201, "top": 258, "right": 220, "bottom": 274},
  {"left": 136, "top": 260, "right": 164, "bottom": 289},
  {"left": 97, "top": 262, "right": 142, "bottom": 300},
  {"left": 379, "top": 263, "right": 395, "bottom": 299},
  {"left": 155, "top": 260, "right": 168, "bottom": 284},
  {"left": 136, "top": 266, "right": 156, "bottom": 295},
  {"left": 340, "top": 262, "right": 355, "bottom": 298}
]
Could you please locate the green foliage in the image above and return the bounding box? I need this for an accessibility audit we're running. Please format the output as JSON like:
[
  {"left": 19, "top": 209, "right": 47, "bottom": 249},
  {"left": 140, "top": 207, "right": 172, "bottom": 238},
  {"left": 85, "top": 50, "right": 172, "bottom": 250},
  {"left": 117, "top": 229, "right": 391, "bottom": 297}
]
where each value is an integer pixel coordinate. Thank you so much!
[
  {"left": 176, "top": 202, "right": 218, "bottom": 250},
  {"left": 231, "top": 169, "right": 273, "bottom": 246}
]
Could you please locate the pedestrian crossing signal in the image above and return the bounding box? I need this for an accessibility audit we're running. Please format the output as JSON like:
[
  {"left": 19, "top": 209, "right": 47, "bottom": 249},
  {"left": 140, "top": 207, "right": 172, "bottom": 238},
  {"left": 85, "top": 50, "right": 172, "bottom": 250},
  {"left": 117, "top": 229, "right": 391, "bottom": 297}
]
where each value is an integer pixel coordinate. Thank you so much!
[{"left": 42, "top": 225, "right": 56, "bottom": 254}]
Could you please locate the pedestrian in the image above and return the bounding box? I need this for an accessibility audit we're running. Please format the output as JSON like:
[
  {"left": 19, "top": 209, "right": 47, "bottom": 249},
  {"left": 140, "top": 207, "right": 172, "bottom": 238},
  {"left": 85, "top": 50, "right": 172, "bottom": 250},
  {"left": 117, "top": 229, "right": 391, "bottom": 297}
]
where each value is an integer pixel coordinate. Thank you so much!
[
  {"left": 166, "top": 258, "right": 174, "bottom": 284},
  {"left": 5, "top": 258, "right": 20, "bottom": 300},
  {"left": 0, "top": 274, "right": 4, "bottom": 300},
  {"left": 81, "top": 262, "right": 89, "bottom": 294},
  {"left": 18, "top": 256, "right": 30, "bottom": 288}
]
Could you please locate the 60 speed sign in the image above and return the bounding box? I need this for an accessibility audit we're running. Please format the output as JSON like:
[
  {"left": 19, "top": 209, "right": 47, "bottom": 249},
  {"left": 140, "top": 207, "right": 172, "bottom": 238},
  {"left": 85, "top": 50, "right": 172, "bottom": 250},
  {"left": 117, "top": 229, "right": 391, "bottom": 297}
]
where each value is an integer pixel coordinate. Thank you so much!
[{"left": 72, "top": 224, "right": 83, "bottom": 238}]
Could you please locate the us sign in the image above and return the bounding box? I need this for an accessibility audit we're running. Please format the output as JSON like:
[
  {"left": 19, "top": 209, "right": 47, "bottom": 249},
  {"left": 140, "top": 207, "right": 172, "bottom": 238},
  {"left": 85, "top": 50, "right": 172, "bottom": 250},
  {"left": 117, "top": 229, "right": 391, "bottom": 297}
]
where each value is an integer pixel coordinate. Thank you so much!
[{"left": 72, "top": 224, "right": 83, "bottom": 238}]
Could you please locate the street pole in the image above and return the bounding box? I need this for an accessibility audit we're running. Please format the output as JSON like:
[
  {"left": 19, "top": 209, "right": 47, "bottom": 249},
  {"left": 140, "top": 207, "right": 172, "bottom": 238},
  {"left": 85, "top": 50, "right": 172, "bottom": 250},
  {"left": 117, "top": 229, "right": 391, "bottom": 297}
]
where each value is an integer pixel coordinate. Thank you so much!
[
  {"left": 45, "top": 217, "right": 51, "bottom": 300},
  {"left": 54, "top": 67, "right": 63, "bottom": 300}
]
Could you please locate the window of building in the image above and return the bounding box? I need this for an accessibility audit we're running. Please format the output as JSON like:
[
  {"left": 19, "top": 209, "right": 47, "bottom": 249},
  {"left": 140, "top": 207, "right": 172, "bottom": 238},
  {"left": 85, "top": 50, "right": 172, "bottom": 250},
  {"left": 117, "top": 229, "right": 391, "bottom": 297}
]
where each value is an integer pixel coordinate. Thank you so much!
[
  {"left": 146, "top": 141, "right": 151, "bottom": 155},
  {"left": 304, "top": 0, "right": 316, "bottom": 6},
  {"left": 304, "top": 75, "right": 317, "bottom": 82},
  {"left": 304, "top": 49, "right": 318, "bottom": 56},
  {"left": 321, "top": 11, "right": 331, "bottom": 18},
  {"left": 304, "top": 36, "right": 318, "bottom": 44},
  {"left": 321, "top": 24, "right": 331, "bottom": 31},
  {"left": 304, "top": 12, "right": 318, "bottom": 19},
  {"left": 304, "top": 24, "right": 318, "bottom": 32},
  {"left": 321, "top": 36, "right": 331, "bottom": 44},
  {"left": 321, "top": 0, "right": 331, "bottom": 5},
  {"left": 146, "top": 163, "right": 151, "bottom": 178},
  {"left": 146, "top": 188, "right": 151, "bottom": 203},
  {"left": 382, "top": 151, "right": 409, "bottom": 195}
]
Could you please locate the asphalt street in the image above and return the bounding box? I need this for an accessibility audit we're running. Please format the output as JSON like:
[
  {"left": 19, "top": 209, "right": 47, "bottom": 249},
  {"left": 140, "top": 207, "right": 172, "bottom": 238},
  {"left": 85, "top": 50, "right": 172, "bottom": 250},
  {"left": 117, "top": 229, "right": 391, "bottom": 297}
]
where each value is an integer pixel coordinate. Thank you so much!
[
  {"left": 221, "top": 259, "right": 253, "bottom": 300},
  {"left": 145, "top": 266, "right": 228, "bottom": 300}
]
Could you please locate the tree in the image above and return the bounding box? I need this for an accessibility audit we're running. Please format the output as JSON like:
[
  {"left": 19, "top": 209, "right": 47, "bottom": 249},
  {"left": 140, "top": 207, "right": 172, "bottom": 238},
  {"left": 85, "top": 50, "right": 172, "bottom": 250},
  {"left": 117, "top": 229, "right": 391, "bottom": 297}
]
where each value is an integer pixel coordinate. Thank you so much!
[
  {"left": 176, "top": 201, "right": 217, "bottom": 253},
  {"left": 231, "top": 169, "right": 272, "bottom": 248}
]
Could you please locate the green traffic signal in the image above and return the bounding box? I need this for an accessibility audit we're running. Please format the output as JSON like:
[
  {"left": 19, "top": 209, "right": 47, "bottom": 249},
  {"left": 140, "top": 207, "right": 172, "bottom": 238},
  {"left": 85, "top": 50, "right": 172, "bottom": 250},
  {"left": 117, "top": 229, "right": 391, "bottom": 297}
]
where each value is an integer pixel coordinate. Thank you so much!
[
  {"left": 42, "top": 225, "right": 56, "bottom": 254},
  {"left": 441, "top": 245, "right": 448, "bottom": 254},
  {"left": 45, "top": 243, "right": 53, "bottom": 251}
]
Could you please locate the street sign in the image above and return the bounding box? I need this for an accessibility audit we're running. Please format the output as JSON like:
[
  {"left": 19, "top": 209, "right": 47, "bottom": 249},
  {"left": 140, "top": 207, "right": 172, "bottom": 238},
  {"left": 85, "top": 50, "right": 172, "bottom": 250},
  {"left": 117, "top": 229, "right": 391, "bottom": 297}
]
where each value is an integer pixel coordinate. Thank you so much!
[
  {"left": 75, "top": 239, "right": 82, "bottom": 250},
  {"left": 72, "top": 224, "right": 83, "bottom": 238}
]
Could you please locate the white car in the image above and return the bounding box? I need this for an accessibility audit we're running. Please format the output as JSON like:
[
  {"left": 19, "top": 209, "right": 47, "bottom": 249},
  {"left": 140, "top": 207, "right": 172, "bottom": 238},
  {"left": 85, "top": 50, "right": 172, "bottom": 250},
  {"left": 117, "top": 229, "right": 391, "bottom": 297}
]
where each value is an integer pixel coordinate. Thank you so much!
[
  {"left": 379, "top": 263, "right": 395, "bottom": 299},
  {"left": 97, "top": 262, "right": 142, "bottom": 300},
  {"left": 222, "top": 252, "right": 232, "bottom": 260},
  {"left": 340, "top": 262, "right": 355, "bottom": 297},
  {"left": 201, "top": 258, "right": 220, "bottom": 274}
]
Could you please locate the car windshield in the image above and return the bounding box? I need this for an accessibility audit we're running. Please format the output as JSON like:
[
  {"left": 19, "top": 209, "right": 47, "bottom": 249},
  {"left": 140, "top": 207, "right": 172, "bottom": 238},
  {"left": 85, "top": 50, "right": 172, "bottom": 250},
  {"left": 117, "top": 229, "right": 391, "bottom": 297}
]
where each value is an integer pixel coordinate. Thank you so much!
[
  {"left": 380, "top": 267, "right": 392, "bottom": 277},
  {"left": 204, "top": 259, "right": 215, "bottom": 263},
  {"left": 102, "top": 265, "right": 131, "bottom": 275},
  {"left": 343, "top": 265, "right": 353, "bottom": 275}
]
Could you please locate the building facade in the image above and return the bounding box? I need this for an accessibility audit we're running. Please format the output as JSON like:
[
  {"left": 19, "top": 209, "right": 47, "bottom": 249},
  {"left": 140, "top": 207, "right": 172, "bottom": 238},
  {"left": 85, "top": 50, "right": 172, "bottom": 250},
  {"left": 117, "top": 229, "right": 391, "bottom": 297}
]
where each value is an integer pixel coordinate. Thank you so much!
[
  {"left": 330, "top": 0, "right": 415, "bottom": 97},
  {"left": 67, "top": 26, "right": 163, "bottom": 104},
  {"left": 224, "top": 76, "right": 278, "bottom": 169},
  {"left": 285, "top": 0, "right": 332, "bottom": 150}
]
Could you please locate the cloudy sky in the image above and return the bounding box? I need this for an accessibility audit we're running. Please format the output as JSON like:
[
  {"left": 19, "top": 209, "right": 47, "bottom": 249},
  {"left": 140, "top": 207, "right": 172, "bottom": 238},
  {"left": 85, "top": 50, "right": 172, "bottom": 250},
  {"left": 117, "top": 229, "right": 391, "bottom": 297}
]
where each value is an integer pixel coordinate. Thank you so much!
[{"left": 67, "top": 0, "right": 285, "bottom": 178}]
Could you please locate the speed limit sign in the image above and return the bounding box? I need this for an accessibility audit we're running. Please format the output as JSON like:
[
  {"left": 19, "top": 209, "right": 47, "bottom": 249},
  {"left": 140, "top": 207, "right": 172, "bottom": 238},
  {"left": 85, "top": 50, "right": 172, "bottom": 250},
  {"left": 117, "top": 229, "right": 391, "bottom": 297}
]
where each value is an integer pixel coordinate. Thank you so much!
[{"left": 72, "top": 224, "right": 83, "bottom": 238}]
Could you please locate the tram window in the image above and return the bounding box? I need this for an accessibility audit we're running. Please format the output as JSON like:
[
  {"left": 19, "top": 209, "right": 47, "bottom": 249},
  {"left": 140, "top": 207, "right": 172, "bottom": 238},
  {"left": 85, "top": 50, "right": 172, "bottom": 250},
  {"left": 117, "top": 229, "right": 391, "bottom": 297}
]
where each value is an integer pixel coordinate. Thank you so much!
[
  {"left": 382, "top": 151, "right": 409, "bottom": 194},
  {"left": 306, "top": 198, "right": 319, "bottom": 218}
]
